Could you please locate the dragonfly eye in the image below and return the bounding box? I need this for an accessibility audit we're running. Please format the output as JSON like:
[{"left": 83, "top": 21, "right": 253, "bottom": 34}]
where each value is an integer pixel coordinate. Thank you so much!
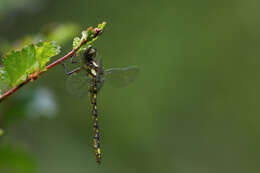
[{"left": 84, "top": 47, "right": 97, "bottom": 60}]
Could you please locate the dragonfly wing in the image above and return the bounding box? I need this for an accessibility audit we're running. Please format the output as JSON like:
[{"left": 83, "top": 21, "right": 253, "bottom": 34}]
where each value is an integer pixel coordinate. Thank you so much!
[
  {"left": 93, "top": 57, "right": 105, "bottom": 92},
  {"left": 104, "top": 66, "right": 139, "bottom": 88},
  {"left": 66, "top": 70, "right": 90, "bottom": 97},
  {"left": 97, "top": 57, "right": 104, "bottom": 74}
]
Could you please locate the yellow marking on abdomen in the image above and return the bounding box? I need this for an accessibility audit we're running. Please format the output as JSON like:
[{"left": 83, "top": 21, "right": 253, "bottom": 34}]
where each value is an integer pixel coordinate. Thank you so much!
[
  {"left": 91, "top": 69, "right": 97, "bottom": 76},
  {"left": 93, "top": 61, "right": 98, "bottom": 67}
]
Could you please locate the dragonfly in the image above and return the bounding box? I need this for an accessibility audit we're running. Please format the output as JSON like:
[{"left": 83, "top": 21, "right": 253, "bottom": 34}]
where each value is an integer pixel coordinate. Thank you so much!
[{"left": 63, "top": 46, "right": 139, "bottom": 164}]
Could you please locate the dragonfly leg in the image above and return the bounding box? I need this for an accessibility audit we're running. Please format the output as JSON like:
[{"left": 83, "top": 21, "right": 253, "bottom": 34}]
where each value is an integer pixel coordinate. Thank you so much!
[
  {"left": 62, "top": 62, "right": 81, "bottom": 76},
  {"left": 70, "top": 55, "right": 80, "bottom": 64}
]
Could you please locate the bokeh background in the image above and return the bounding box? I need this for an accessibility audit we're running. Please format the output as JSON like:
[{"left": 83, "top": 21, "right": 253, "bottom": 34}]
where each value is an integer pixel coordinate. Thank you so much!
[{"left": 0, "top": 0, "right": 260, "bottom": 172}]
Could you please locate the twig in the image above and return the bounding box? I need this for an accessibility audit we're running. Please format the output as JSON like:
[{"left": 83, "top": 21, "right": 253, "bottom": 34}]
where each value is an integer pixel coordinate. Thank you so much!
[{"left": 46, "top": 39, "right": 86, "bottom": 70}]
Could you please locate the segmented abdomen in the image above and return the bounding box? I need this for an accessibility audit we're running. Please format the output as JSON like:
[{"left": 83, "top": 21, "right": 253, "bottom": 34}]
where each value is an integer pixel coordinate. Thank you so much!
[{"left": 90, "top": 75, "right": 101, "bottom": 164}]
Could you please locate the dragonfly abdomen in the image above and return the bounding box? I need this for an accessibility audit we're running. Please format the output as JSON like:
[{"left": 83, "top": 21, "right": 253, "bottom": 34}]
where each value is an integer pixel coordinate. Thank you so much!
[
  {"left": 91, "top": 90, "right": 101, "bottom": 164},
  {"left": 89, "top": 62, "right": 102, "bottom": 164}
]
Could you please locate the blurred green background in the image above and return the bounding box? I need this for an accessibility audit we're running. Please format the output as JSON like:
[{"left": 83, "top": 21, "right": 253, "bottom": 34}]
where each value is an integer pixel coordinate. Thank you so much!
[{"left": 1, "top": 0, "right": 260, "bottom": 172}]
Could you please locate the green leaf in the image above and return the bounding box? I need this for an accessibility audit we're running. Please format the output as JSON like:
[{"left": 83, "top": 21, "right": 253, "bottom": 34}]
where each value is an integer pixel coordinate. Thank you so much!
[
  {"left": 97, "top": 22, "right": 107, "bottom": 30},
  {"left": 35, "top": 41, "right": 61, "bottom": 70},
  {"left": 72, "top": 22, "right": 107, "bottom": 54},
  {"left": 0, "top": 144, "right": 36, "bottom": 173},
  {"left": 2, "top": 44, "right": 37, "bottom": 87},
  {"left": 72, "top": 37, "right": 81, "bottom": 50},
  {"left": 72, "top": 31, "right": 89, "bottom": 54},
  {"left": 72, "top": 36, "right": 86, "bottom": 54},
  {"left": 1, "top": 41, "right": 60, "bottom": 88},
  {"left": 0, "top": 67, "right": 10, "bottom": 95}
]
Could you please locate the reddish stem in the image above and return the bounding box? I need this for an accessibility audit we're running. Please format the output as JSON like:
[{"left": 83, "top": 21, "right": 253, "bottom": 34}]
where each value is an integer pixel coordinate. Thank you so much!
[{"left": 46, "top": 39, "right": 86, "bottom": 70}]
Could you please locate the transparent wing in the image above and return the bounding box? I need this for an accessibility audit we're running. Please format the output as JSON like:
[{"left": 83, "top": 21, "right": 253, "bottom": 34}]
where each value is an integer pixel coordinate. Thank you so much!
[
  {"left": 104, "top": 66, "right": 139, "bottom": 88},
  {"left": 66, "top": 70, "right": 90, "bottom": 97}
]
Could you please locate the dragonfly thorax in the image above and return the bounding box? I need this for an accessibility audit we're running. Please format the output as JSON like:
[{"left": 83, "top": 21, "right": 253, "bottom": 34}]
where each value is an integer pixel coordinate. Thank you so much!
[
  {"left": 82, "top": 47, "right": 98, "bottom": 71},
  {"left": 81, "top": 47, "right": 105, "bottom": 90}
]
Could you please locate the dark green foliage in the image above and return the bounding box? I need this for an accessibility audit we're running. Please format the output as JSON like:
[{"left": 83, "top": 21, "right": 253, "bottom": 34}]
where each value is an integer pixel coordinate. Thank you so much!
[{"left": 0, "top": 144, "right": 36, "bottom": 173}]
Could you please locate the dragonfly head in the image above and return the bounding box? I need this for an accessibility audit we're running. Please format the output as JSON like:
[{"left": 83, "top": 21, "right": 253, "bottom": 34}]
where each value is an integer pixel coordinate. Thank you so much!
[{"left": 83, "top": 47, "right": 97, "bottom": 62}]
